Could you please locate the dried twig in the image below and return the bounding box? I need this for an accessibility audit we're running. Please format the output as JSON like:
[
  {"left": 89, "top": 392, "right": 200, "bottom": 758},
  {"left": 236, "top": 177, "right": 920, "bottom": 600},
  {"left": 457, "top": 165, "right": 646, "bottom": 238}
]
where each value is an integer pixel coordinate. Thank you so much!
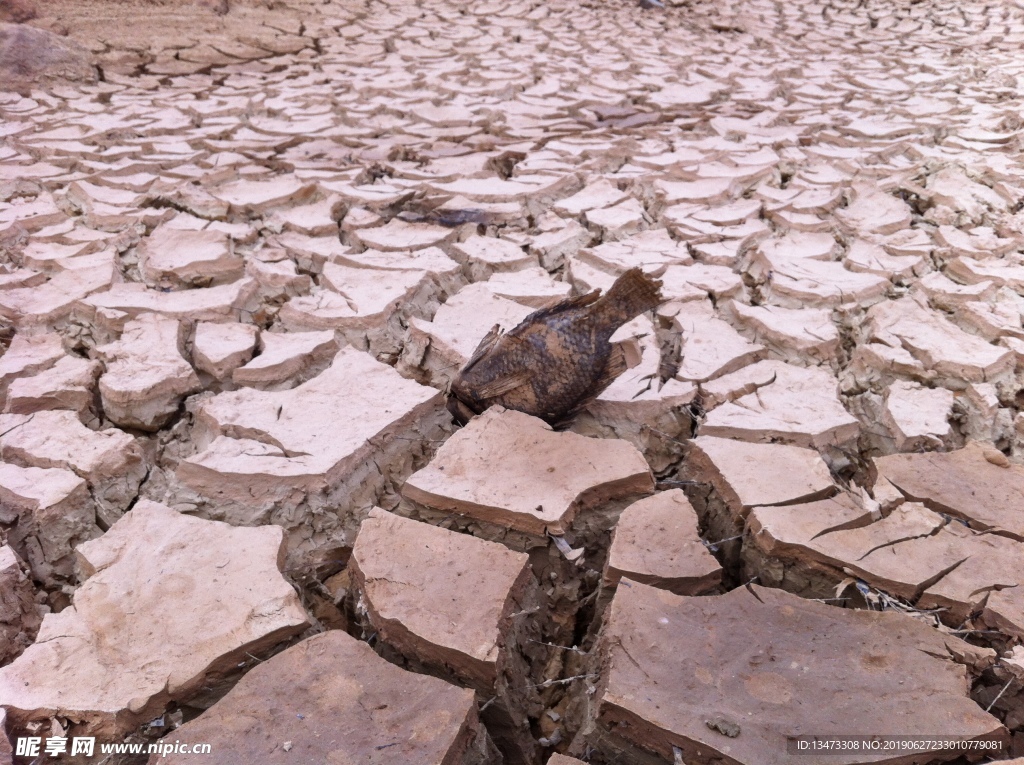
[
  {"left": 522, "top": 673, "right": 598, "bottom": 689},
  {"left": 986, "top": 676, "right": 1015, "bottom": 713},
  {"left": 528, "top": 638, "right": 586, "bottom": 654}
]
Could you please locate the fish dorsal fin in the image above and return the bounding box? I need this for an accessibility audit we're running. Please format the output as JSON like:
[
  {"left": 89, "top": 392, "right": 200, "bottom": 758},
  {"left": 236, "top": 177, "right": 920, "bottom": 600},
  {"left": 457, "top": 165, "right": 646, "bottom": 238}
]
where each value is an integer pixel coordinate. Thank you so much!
[
  {"left": 511, "top": 289, "right": 602, "bottom": 330},
  {"left": 462, "top": 324, "right": 503, "bottom": 373}
]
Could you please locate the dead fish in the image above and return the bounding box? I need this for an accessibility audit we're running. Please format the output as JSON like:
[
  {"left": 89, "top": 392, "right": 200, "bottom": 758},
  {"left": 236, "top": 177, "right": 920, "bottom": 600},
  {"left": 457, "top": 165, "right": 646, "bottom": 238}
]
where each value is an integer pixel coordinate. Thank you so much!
[{"left": 447, "top": 267, "right": 663, "bottom": 427}]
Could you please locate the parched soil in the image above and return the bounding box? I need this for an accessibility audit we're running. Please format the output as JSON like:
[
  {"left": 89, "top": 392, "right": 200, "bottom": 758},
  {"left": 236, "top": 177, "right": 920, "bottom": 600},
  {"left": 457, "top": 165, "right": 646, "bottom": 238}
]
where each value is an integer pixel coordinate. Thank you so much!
[{"left": 2, "top": 0, "right": 1024, "bottom": 762}]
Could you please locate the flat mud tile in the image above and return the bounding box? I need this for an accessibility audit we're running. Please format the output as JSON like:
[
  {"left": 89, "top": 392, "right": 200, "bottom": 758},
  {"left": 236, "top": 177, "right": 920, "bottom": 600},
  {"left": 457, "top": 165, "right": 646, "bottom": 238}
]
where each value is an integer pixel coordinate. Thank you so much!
[
  {"left": 575, "top": 582, "right": 1004, "bottom": 765},
  {"left": 351, "top": 508, "right": 539, "bottom": 762},
  {"left": 603, "top": 490, "right": 722, "bottom": 596},
  {"left": 0, "top": 409, "right": 145, "bottom": 528},
  {"left": 145, "top": 630, "right": 498, "bottom": 765},
  {"left": 191, "top": 321, "right": 259, "bottom": 381},
  {"left": 450, "top": 235, "right": 536, "bottom": 281},
  {"left": 724, "top": 301, "right": 839, "bottom": 365},
  {"left": 402, "top": 407, "right": 654, "bottom": 538},
  {"left": 231, "top": 329, "right": 336, "bottom": 390},
  {"left": 873, "top": 442, "right": 1024, "bottom": 538},
  {"left": 881, "top": 380, "right": 955, "bottom": 451},
  {"left": 177, "top": 347, "right": 449, "bottom": 568},
  {"left": 0, "top": 332, "right": 64, "bottom": 402},
  {"left": 4, "top": 354, "right": 101, "bottom": 417},
  {"left": 0, "top": 500, "right": 309, "bottom": 740},
  {"left": 138, "top": 226, "right": 243, "bottom": 289},
  {"left": 699, "top": 360, "right": 860, "bottom": 448},
  {"left": 94, "top": 313, "right": 201, "bottom": 431}
]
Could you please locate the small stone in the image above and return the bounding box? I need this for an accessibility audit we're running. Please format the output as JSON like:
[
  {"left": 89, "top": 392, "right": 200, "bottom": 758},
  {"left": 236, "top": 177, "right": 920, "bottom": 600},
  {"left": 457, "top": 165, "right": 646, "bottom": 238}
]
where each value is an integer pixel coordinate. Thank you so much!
[
  {"left": 549, "top": 756, "right": 587, "bottom": 765},
  {"left": 984, "top": 448, "right": 1010, "bottom": 468}
]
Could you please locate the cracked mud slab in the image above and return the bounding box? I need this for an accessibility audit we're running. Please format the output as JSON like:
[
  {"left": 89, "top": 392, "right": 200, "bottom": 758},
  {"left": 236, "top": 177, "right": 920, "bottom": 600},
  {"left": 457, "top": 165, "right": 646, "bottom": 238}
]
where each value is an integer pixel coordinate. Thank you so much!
[
  {"left": 602, "top": 489, "right": 723, "bottom": 596},
  {"left": 146, "top": 630, "right": 498, "bottom": 765},
  {"left": 7, "top": 0, "right": 1024, "bottom": 756},
  {"left": 174, "top": 345, "right": 450, "bottom": 567},
  {"left": 0, "top": 500, "right": 308, "bottom": 739},
  {"left": 575, "top": 582, "right": 1005, "bottom": 765},
  {"left": 351, "top": 507, "right": 541, "bottom": 763},
  {"left": 402, "top": 407, "right": 654, "bottom": 537}
]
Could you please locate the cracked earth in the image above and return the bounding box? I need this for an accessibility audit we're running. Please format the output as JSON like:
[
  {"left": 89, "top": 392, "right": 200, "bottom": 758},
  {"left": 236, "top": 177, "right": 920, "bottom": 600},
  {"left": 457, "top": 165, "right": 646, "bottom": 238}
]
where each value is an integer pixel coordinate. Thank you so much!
[{"left": 3, "top": 0, "right": 1024, "bottom": 761}]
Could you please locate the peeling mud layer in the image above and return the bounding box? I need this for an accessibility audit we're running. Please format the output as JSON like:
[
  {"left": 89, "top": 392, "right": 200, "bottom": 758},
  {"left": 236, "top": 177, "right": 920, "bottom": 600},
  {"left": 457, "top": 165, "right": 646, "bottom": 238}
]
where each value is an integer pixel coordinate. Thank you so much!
[{"left": 4, "top": 0, "right": 1024, "bottom": 760}]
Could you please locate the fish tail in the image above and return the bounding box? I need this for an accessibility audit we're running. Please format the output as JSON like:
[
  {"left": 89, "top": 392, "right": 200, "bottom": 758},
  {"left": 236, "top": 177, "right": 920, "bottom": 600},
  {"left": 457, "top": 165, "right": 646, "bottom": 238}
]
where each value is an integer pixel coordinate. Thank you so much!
[{"left": 595, "top": 267, "right": 663, "bottom": 324}]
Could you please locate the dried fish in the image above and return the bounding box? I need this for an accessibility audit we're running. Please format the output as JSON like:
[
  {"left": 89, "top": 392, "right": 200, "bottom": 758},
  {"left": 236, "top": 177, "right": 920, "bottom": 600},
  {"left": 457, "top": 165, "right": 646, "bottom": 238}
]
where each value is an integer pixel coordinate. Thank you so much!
[{"left": 448, "top": 268, "right": 663, "bottom": 426}]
